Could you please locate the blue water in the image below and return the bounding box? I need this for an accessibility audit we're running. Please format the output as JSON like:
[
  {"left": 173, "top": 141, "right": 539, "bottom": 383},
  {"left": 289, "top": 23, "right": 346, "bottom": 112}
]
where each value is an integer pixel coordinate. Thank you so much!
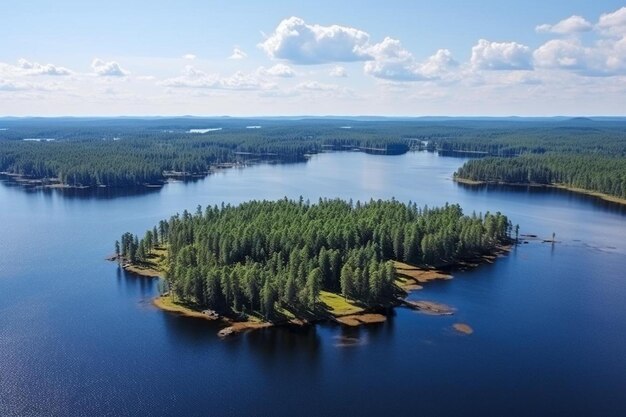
[{"left": 1, "top": 151, "right": 625, "bottom": 417}]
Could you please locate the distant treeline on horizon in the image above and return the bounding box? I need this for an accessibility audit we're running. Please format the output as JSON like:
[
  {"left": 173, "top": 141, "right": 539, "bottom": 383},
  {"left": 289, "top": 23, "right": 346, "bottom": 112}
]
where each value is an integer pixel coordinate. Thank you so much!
[{"left": 0, "top": 118, "right": 625, "bottom": 196}]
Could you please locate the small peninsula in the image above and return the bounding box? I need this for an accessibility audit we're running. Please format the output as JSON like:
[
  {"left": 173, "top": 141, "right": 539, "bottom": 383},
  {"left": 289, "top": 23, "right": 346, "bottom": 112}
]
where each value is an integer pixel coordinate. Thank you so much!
[
  {"left": 453, "top": 155, "right": 626, "bottom": 206},
  {"left": 114, "top": 198, "right": 513, "bottom": 334}
]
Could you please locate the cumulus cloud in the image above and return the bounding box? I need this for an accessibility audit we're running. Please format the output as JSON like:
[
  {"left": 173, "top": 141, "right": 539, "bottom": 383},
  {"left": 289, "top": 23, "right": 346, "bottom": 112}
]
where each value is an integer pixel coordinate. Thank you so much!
[
  {"left": 364, "top": 37, "right": 457, "bottom": 81},
  {"left": 530, "top": 7, "right": 626, "bottom": 76},
  {"left": 533, "top": 39, "right": 589, "bottom": 70},
  {"left": 17, "top": 59, "right": 72, "bottom": 76},
  {"left": 182, "top": 54, "right": 197, "bottom": 60},
  {"left": 471, "top": 39, "right": 532, "bottom": 70},
  {"left": 329, "top": 66, "right": 347, "bottom": 77},
  {"left": 91, "top": 58, "right": 129, "bottom": 77},
  {"left": 534, "top": 37, "right": 626, "bottom": 75},
  {"left": 229, "top": 48, "right": 248, "bottom": 60},
  {"left": 536, "top": 15, "right": 593, "bottom": 34},
  {"left": 260, "top": 63, "right": 295, "bottom": 78},
  {"left": 0, "top": 59, "right": 72, "bottom": 77},
  {"left": 160, "top": 66, "right": 274, "bottom": 90},
  {"left": 597, "top": 6, "right": 626, "bottom": 36},
  {"left": 259, "top": 16, "right": 371, "bottom": 64}
]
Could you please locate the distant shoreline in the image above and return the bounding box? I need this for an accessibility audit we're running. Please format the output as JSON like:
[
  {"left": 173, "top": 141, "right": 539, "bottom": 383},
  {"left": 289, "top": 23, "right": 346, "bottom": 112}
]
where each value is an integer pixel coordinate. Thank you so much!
[{"left": 454, "top": 177, "right": 626, "bottom": 207}]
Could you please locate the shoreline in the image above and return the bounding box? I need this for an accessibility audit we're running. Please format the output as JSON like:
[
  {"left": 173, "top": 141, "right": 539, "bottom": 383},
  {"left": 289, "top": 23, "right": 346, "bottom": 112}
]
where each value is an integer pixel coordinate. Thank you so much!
[
  {"left": 0, "top": 162, "right": 254, "bottom": 191},
  {"left": 454, "top": 177, "right": 626, "bottom": 207},
  {"left": 113, "top": 243, "right": 512, "bottom": 337}
]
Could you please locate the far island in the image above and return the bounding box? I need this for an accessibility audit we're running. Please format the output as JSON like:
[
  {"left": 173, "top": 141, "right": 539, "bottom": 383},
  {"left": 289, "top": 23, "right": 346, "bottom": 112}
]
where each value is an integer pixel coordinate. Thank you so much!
[{"left": 113, "top": 198, "right": 514, "bottom": 335}]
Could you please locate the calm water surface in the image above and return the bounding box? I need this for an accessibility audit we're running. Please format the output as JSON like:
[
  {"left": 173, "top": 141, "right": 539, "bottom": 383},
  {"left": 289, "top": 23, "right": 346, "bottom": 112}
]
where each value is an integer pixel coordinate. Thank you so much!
[{"left": 1, "top": 151, "right": 625, "bottom": 417}]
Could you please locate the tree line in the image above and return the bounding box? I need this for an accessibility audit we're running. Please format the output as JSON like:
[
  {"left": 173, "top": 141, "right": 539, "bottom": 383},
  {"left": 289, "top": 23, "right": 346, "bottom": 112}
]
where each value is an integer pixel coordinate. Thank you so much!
[
  {"left": 117, "top": 198, "right": 512, "bottom": 319},
  {"left": 454, "top": 154, "right": 626, "bottom": 199}
]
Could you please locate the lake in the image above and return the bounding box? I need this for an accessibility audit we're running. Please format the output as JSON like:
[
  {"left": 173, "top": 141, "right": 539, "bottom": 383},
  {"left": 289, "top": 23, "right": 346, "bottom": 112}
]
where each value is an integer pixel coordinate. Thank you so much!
[{"left": 1, "top": 151, "right": 625, "bottom": 417}]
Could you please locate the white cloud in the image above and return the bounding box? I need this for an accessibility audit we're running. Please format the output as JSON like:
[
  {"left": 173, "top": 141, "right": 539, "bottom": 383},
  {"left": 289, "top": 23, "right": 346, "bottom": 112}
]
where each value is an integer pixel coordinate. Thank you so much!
[
  {"left": 0, "top": 59, "right": 72, "bottom": 77},
  {"left": 531, "top": 7, "right": 626, "bottom": 76},
  {"left": 533, "top": 39, "right": 589, "bottom": 70},
  {"left": 364, "top": 37, "right": 457, "bottom": 81},
  {"left": 293, "top": 80, "right": 355, "bottom": 98},
  {"left": 160, "top": 66, "right": 274, "bottom": 90},
  {"left": 259, "top": 16, "right": 371, "bottom": 64},
  {"left": 536, "top": 15, "right": 593, "bottom": 34},
  {"left": 17, "top": 59, "right": 72, "bottom": 76},
  {"left": 419, "top": 49, "right": 458, "bottom": 78},
  {"left": 329, "top": 66, "right": 347, "bottom": 77},
  {"left": 182, "top": 54, "right": 197, "bottom": 60},
  {"left": 534, "top": 36, "right": 626, "bottom": 75},
  {"left": 92, "top": 58, "right": 129, "bottom": 77},
  {"left": 260, "top": 63, "right": 295, "bottom": 78},
  {"left": 296, "top": 81, "right": 338, "bottom": 91},
  {"left": 471, "top": 39, "right": 532, "bottom": 70},
  {"left": 0, "top": 78, "right": 55, "bottom": 92},
  {"left": 229, "top": 48, "right": 248, "bottom": 60},
  {"left": 0, "top": 79, "right": 31, "bottom": 91},
  {"left": 597, "top": 6, "right": 626, "bottom": 36}
]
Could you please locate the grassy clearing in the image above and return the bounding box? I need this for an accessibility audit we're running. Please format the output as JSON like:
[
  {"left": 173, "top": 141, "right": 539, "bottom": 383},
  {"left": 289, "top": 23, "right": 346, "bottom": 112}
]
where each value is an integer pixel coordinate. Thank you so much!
[
  {"left": 122, "top": 246, "right": 168, "bottom": 278},
  {"left": 153, "top": 295, "right": 217, "bottom": 320},
  {"left": 319, "top": 290, "right": 364, "bottom": 316}
]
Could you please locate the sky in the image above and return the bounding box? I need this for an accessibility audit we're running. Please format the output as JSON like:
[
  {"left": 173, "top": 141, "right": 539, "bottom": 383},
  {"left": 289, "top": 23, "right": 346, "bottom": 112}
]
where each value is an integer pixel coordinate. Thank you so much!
[{"left": 2, "top": 0, "right": 626, "bottom": 116}]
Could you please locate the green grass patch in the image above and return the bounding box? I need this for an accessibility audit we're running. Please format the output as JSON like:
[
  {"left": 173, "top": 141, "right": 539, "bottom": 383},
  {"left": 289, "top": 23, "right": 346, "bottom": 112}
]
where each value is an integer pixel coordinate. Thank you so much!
[{"left": 320, "top": 290, "right": 364, "bottom": 316}]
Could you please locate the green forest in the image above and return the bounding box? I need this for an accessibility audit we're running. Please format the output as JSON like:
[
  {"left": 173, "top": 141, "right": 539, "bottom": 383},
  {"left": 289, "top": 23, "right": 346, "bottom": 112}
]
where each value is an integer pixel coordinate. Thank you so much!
[
  {"left": 444, "top": 122, "right": 626, "bottom": 199},
  {"left": 0, "top": 118, "right": 414, "bottom": 187},
  {"left": 2, "top": 117, "right": 625, "bottom": 196},
  {"left": 455, "top": 155, "right": 626, "bottom": 199},
  {"left": 117, "top": 198, "right": 512, "bottom": 320}
]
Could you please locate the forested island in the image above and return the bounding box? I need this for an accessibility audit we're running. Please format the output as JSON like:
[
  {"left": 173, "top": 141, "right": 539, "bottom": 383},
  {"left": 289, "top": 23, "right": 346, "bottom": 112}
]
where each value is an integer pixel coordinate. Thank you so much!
[{"left": 114, "top": 198, "right": 513, "bottom": 333}]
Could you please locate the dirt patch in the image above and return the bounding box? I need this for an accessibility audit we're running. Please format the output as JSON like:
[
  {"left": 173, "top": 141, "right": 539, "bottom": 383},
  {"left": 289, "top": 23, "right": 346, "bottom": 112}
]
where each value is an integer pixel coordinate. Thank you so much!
[
  {"left": 218, "top": 321, "right": 272, "bottom": 337},
  {"left": 453, "top": 323, "right": 474, "bottom": 335},
  {"left": 394, "top": 261, "right": 452, "bottom": 291},
  {"left": 336, "top": 313, "right": 387, "bottom": 327},
  {"left": 404, "top": 300, "right": 455, "bottom": 315}
]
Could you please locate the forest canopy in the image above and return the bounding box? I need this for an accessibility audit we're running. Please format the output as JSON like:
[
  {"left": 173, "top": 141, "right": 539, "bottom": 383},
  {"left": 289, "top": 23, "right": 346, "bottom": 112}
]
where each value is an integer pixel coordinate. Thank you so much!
[{"left": 117, "top": 198, "right": 512, "bottom": 320}]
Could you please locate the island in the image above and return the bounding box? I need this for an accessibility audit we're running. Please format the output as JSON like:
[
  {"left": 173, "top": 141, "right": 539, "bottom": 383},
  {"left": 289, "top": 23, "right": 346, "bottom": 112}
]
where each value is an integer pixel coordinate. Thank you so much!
[{"left": 113, "top": 198, "right": 513, "bottom": 335}]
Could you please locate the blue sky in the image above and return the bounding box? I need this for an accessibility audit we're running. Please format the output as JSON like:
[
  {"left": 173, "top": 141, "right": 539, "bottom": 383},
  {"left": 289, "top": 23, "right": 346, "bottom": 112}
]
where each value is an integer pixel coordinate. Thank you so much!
[{"left": 2, "top": 1, "right": 626, "bottom": 116}]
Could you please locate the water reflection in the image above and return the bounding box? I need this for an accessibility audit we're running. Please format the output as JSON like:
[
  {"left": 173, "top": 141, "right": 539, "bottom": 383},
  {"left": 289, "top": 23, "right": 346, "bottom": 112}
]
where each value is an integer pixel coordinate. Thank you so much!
[
  {"left": 118, "top": 268, "right": 157, "bottom": 297},
  {"left": 244, "top": 326, "right": 321, "bottom": 369},
  {"left": 456, "top": 182, "right": 626, "bottom": 215}
]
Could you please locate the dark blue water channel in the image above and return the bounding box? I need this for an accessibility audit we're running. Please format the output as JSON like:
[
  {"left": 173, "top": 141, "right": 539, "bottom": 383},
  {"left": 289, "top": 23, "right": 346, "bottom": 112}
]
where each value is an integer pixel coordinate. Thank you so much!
[{"left": 1, "top": 151, "right": 625, "bottom": 417}]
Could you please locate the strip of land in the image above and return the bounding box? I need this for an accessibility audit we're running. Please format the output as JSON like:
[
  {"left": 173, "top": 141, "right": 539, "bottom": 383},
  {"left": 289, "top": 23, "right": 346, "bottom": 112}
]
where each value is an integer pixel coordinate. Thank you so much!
[{"left": 454, "top": 177, "right": 626, "bottom": 207}]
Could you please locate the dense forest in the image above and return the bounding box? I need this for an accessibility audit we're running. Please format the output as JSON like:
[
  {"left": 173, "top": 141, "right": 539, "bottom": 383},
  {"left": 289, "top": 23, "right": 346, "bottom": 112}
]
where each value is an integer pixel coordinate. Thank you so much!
[
  {"left": 0, "top": 118, "right": 415, "bottom": 187},
  {"left": 2, "top": 117, "right": 625, "bottom": 194},
  {"left": 455, "top": 155, "right": 626, "bottom": 199},
  {"left": 442, "top": 120, "right": 626, "bottom": 199},
  {"left": 117, "top": 198, "right": 512, "bottom": 320}
]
